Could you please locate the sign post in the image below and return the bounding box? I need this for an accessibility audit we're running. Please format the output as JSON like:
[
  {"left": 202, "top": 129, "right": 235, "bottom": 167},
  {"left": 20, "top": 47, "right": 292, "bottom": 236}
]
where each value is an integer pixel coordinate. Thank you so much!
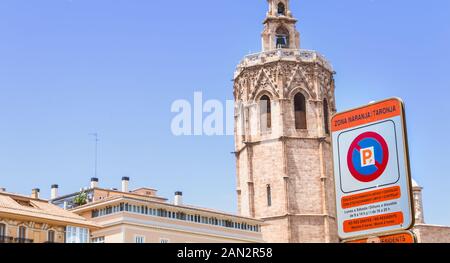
[{"left": 331, "top": 98, "right": 415, "bottom": 241}]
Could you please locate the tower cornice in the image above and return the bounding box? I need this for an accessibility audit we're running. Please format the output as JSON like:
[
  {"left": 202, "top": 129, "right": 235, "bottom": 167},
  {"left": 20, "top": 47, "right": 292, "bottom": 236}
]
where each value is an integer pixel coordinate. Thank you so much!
[
  {"left": 263, "top": 16, "right": 297, "bottom": 24},
  {"left": 234, "top": 49, "right": 333, "bottom": 79}
]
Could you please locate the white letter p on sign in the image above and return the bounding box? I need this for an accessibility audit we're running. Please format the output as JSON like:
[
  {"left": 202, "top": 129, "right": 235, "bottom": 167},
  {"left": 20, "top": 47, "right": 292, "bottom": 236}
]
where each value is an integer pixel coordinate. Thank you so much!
[{"left": 361, "top": 147, "right": 375, "bottom": 167}]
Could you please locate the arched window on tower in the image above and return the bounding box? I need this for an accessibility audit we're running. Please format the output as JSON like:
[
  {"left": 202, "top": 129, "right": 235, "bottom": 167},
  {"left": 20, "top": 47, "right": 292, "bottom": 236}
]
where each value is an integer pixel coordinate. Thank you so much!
[
  {"left": 260, "top": 95, "right": 272, "bottom": 132},
  {"left": 294, "top": 93, "right": 307, "bottom": 130},
  {"left": 277, "top": 2, "right": 286, "bottom": 16},
  {"left": 266, "top": 185, "right": 272, "bottom": 207},
  {"left": 323, "top": 99, "right": 330, "bottom": 135},
  {"left": 275, "top": 27, "right": 290, "bottom": 49}
]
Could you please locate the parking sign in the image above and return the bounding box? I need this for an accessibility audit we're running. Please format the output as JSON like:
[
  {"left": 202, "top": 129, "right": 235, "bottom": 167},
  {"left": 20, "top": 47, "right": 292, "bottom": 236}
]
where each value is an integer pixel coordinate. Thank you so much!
[{"left": 331, "top": 98, "right": 414, "bottom": 240}]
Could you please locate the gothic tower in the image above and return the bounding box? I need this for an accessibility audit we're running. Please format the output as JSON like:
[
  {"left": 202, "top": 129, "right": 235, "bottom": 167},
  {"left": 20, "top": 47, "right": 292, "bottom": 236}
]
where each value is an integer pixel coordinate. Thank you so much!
[{"left": 233, "top": 0, "right": 339, "bottom": 243}]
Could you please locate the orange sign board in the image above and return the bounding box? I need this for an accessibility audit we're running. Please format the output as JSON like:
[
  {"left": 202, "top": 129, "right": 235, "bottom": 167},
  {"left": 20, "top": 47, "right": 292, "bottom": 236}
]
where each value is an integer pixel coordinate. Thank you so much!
[
  {"left": 344, "top": 212, "right": 404, "bottom": 233},
  {"left": 332, "top": 99, "right": 402, "bottom": 132},
  {"left": 345, "top": 231, "right": 416, "bottom": 244},
  {"left": 341, "top": 186, "right": 401, "bottom": 209},
  {"left": 332, "top": 98, "right": 415, "bottom": 240}
]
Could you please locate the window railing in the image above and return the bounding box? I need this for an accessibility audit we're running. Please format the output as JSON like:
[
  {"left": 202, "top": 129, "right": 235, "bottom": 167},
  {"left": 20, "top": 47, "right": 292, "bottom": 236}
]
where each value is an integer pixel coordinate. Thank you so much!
[
  {"left": 0, "top": 236, "right": 14, "bottom": 243},
  {"left": 14, "top": 237, "right": 34, "bottom": 243}
]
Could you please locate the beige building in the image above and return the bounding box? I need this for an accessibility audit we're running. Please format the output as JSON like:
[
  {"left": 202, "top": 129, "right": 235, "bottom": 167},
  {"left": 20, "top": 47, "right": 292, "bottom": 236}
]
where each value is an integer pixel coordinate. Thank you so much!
[
  {"left": 233, "top": 0, "right": 450, "bottom": 243},
  {"left": 52, "top": 178, "right": 263, "bottom": 243},
  {"left": 0, "top": 188, "right": 98, "bottom": 243}
]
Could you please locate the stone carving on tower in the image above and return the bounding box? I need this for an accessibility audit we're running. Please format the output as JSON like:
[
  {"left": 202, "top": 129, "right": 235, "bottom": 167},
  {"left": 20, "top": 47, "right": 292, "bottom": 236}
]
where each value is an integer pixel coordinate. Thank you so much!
[{"left": 233, "top": 0, "right": 339, "bottom": 243}]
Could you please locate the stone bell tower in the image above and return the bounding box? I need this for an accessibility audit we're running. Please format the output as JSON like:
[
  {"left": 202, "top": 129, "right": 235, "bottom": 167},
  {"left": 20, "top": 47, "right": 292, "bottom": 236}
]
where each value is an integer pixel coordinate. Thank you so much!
[{"left": 233, "top": 0, "right": 339, "bottom": 243}]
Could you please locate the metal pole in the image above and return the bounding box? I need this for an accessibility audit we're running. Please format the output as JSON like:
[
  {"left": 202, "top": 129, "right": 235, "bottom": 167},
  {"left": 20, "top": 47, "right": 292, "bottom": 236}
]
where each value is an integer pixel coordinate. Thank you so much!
[{"left": 89, "top": 133, "right": 99, "bottom": 179}]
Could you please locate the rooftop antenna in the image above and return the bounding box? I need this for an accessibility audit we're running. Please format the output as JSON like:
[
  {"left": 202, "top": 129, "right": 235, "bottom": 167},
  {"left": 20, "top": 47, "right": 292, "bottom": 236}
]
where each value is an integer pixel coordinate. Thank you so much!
[{"left": 89, "top": 133, "right": 100, "bottom": 179}]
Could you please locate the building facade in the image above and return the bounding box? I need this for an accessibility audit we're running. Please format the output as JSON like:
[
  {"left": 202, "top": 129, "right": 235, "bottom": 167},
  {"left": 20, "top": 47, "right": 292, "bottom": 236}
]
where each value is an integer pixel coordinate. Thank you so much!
[
  {"left": 52, "top": 178, "right": 264, "bottom": 243},
  {"left": 0, "top": 188, "right": 98, "bottom": 243},
  {"left": 233, "top": 0, "right": 338, "bottom": 243}
]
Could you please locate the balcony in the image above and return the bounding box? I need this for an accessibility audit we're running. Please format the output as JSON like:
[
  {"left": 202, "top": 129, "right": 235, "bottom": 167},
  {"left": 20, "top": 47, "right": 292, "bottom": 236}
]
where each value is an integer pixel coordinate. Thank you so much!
[
  {"left": 0, "top": 236, "right": 14, "bottom": 243},
  {"left": 1, "top": 235, "right": 34, "bottom": 243},
  {"left": 14, "top": 237, "right": 34, "bottom": 243},
  {"left": 235, "top": 49, "right": 334, "bottom": 78}
]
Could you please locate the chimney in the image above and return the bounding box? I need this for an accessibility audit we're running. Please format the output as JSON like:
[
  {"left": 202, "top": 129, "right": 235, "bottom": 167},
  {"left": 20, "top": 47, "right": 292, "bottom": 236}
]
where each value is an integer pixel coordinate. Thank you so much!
[
  {"left": 31, "top": 188, "right": 40, "bottom": 199},
  {"left": 0, "top": 187, "right": 5, "bottom": 192},
  {"left": 121, "top": 177, "right": 130, "bottom": 192},
  {"left": 51, "top": 184, "right": 59, "bottom": 199},
  {"left": 90, "top": 177, "right": 99, "bottom": 189},
  {"left": 174, "top": 191, "right": 183, "bottom": 206}
]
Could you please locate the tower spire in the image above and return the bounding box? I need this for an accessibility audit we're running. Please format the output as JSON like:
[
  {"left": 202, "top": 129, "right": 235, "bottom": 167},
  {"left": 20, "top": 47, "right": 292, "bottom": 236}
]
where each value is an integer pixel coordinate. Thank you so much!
[{"left": 262, "top": 0, "right": 300, "bottom": 51}]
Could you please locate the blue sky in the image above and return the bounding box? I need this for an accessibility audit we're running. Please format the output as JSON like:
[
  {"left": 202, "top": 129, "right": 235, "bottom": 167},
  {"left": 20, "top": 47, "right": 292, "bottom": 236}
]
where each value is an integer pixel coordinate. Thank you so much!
[{"left": 0, "top": 0, "right": 449, "bottom": 226}]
